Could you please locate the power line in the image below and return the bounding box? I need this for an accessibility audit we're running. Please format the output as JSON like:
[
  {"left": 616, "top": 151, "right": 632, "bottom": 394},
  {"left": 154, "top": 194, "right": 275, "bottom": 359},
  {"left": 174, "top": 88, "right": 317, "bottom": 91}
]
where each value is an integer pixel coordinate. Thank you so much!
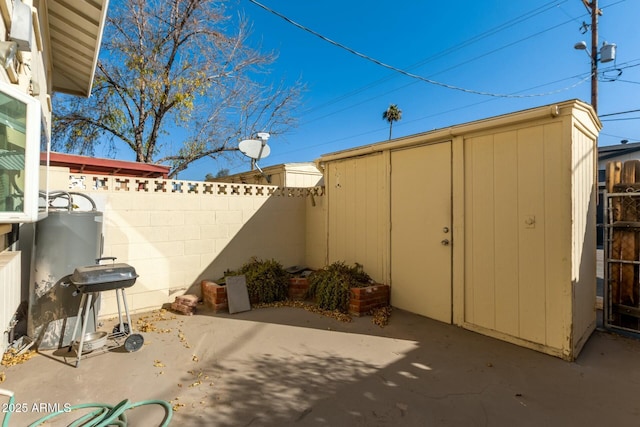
[
  {"left": 602, "top": 0, "right": 628, "bottom": 10},
  {"left": 262, "top": 72, "right": 598, "bottom": 165},
  {"left": 601, "top": 131, "right": 640, "bottom": 143},
  {"left": 599, "top": 108, "right": 640, "bottom": 117},
  {"left": 232, "top": 1, "right": 632, "bottom": 170},
  {"left": 247, "top": 0, "right": 589, "bottom": 99},
  {"left": 257, "top": 0, "right": 630, "bottom": 128},
  {"left": 299, "top": 56, "right": 640, "bottom": 130},
  {"left": 575, "top": 0, "right": 628, "bottom": 40},
  {"left": 399, "top": 0, "right": 569, "bottom": 73},
  {"left": 601, "top": 117, "right": 640, "bottom": 122},
  {"left": 302, "top": 0, "right": 569, "bottom": 115},
  {"left": 297, "top": 10, "right": 626, "bottom": 131}
]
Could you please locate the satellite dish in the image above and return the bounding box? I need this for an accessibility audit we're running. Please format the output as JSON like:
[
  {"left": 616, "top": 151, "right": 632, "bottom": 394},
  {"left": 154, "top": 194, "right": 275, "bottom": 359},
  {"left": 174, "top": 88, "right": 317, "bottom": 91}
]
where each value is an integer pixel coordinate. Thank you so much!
[{"left": 239, "top": 139, "right": 271, "bottom": 160}]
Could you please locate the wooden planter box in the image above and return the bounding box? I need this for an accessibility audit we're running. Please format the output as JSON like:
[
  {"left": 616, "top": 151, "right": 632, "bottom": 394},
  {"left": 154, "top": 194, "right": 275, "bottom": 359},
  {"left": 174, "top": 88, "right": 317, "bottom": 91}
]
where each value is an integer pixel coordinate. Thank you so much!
[{"left": 202, "top": 279, "right": 390, "bottom": 316}]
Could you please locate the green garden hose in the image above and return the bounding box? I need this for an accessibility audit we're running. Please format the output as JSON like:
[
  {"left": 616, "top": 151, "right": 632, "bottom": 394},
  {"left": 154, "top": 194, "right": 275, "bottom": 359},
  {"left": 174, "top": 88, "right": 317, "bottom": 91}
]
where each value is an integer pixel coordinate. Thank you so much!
[{"left": 1, "top": 389, "right": 172, "bottom": 427}]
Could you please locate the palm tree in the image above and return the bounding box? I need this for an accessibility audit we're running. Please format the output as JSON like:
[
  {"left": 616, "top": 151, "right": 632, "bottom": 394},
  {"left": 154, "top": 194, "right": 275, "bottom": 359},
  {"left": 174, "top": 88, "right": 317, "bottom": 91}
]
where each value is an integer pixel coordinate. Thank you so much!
[{"left": 382, "top": 104, "right": 402, "bottom": 140}]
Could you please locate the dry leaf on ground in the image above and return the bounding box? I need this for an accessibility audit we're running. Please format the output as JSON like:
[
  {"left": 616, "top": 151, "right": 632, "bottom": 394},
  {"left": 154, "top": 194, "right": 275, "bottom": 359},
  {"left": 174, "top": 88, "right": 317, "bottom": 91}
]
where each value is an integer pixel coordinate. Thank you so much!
[{"left": 2, "top": 349, "right": 37, "bottom": 367}]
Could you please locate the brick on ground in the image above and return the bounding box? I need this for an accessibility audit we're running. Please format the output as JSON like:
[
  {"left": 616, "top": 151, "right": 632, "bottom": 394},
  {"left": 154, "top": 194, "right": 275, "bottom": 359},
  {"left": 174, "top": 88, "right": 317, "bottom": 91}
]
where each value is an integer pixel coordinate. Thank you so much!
[
  {"left": 175, "top": 294, "right": 199, "bottom": 307},
  {"left": 171, "top": 299, "right": 196, "bottom": 315}
]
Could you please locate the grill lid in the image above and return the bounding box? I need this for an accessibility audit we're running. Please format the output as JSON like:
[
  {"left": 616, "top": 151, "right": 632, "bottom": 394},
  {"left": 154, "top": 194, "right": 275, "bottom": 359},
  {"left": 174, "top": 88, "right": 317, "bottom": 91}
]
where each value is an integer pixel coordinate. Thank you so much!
[{"left": 70, "top": 263, "right": 138, "bottom": 286}]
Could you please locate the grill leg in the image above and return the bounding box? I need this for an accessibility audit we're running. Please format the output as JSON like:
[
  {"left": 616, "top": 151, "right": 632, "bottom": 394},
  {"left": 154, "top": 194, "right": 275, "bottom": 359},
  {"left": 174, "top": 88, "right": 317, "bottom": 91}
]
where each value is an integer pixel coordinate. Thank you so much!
[
  {"left": 121, "top": 289, "right": 132, "bottom": 334},
  {"left": 116, "top": 289, "right": 125, "bottom": 334},
  {"left": 69, "top": 293, "right": 87, "bottom": 348},
  {"left": 75, "top": 293, "right": 93, "bottom": 368}
]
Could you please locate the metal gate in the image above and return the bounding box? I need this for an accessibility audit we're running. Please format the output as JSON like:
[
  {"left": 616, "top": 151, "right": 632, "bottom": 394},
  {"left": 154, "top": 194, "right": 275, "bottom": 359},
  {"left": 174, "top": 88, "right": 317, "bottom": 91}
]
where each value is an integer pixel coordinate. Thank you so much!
[{"left": 604, "top": 183, "right": 640, "bottom": 334}]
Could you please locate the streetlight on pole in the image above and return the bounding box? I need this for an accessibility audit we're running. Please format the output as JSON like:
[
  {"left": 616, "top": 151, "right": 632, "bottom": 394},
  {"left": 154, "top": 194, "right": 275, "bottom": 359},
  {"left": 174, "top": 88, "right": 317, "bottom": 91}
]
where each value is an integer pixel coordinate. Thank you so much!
[
  {"left": 574, "top": 39, "right": 616, "bottom": 114},
  {"left": 574, "top": 0, "right": 616, "bottom": 114}
]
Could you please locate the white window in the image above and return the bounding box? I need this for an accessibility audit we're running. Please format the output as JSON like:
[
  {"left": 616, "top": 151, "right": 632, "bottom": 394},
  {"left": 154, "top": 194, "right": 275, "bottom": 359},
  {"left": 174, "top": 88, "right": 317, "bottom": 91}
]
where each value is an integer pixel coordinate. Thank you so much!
[{"left": 0, "top": 81, "right": 45, "bottom": 223}]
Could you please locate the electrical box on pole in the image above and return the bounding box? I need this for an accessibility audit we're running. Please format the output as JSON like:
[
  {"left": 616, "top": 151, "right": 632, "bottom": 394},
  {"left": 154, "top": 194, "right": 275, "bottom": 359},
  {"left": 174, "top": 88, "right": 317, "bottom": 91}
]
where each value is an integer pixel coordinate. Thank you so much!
[{"left": 600, "top": 42, "right": 616, "bottom": 63}]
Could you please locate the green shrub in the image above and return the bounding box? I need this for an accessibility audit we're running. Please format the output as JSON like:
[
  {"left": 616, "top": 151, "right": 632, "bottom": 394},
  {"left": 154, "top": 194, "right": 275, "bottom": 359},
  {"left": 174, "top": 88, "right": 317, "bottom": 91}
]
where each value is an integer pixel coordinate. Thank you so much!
[
  {"left": 307, "top": 262, "right": 372, "bottom": 312},
  {"left": 227, "top": 257, "right": 291, "bottom": 304}
]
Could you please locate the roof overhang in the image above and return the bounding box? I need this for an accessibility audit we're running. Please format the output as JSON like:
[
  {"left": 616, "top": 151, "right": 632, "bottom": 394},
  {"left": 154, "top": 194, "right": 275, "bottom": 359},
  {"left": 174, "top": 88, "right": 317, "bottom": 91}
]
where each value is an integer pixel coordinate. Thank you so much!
[
  {"left": 43, "top": 152, "right": 171, "bottom": 178},
  {"left": 599, "top": 145, "right": 640, "bottom": 162},
  {"left": 319, "top": 100, "right": 600, "bottom": 164},
  {"left": 47, "top": 0, "right": 109, "bottom": 97}
]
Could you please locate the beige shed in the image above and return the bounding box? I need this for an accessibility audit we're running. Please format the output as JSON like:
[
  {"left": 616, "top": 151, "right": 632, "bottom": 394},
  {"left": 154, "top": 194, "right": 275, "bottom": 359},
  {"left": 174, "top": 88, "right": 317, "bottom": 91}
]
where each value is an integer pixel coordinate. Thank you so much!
[
  {"left": 215, "top": 162, "right": 323, "bottom": 187},
  {"left": 317, "top": 99, "right": 601, "bottom": 360}
]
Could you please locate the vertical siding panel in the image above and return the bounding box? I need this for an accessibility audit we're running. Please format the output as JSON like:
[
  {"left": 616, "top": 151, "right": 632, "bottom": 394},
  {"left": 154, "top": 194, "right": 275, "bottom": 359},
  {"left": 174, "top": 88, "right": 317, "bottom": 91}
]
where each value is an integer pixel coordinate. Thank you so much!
[
  {"left": 354, "top": 157, "right": 366, "bottom": 268},
  {"left": 517, "top": 126, "right": 546, "bottom": 343},
  {"left": 0, "top": 252, "right": 21, "bottom": 355},
  {"left": 367, "top": 154, "right": 383, "bottom": 280},
  {"left": 493, "top": 131, "right": 520, "bottom": 336},
  {"left": 543, "top": 122, "right": 567, "bottom": 349},
  {"left": 326, "top": 155, "right": 385, "bottom": 283},
  {"left": 326, "top": 162, "right": 334, "bottom": 261},
  {"left": 452, "top": 136, "right": 466, "bottom": 325},
  {"left": 469, "top": 135, "right": 496, "bottom": 330},
  {"left": 327, "top": 162, "right": 336, "bottom": 261},
  {"left": 382, "top": 150, "right": 392, "bottom": 285},
  {"left": 571, "top": 122, "right": 597, "bottom": 350},
  {"left": 464, "top": 140, "right": 475, "bottom": 323},
  {"left": 344, "top": 159, "right": 357, "bottom": 262},
  {"left": 327, "top": 161, "right": 345, "bottom": 262}
]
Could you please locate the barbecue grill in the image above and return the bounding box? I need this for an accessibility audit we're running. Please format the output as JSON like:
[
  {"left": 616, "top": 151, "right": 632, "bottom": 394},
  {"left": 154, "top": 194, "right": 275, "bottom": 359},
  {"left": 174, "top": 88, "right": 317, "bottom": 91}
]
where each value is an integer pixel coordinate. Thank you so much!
[
  {"left": 71, "top": 261, "right": 138, "bottom": 292},
  {"left": 67, "top": 257, "right": 144, "bottom": 367}
]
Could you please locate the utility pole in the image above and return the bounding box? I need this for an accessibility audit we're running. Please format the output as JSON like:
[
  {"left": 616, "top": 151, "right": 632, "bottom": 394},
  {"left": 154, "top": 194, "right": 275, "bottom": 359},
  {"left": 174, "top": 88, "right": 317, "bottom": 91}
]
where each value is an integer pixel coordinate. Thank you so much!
[{"left": 583, "top": 0, "right": 602, "bottom": 113}]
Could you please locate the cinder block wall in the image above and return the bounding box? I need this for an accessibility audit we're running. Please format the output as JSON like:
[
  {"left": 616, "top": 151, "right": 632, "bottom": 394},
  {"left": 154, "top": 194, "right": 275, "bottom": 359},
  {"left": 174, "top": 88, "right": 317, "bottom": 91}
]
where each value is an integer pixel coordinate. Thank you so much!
[{"left": 64, "top": 174, "right": 323, "bottom": 317}]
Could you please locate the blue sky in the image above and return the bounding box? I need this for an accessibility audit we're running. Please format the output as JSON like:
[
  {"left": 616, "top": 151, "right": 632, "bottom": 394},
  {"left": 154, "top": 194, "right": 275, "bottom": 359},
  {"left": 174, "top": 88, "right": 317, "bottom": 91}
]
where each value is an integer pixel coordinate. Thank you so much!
[{"left": 180, "top": 0, "right": 640, "bottom": 180}]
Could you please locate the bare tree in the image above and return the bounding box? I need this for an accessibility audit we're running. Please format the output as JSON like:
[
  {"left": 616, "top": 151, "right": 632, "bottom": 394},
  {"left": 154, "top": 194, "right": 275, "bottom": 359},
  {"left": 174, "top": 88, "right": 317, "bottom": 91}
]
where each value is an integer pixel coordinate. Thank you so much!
[{"left": 52, "top": 0, "right": 302, "bottom": 178}]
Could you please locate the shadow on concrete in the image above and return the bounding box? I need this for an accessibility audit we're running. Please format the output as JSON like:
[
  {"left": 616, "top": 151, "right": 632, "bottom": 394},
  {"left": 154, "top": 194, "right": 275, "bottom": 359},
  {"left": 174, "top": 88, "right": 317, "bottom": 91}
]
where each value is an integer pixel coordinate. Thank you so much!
[
  {"left": 170, "top": 309, "right": 640, "bottom": 426},
  {"left": 3, "top": 307, "right": 640, "bottom": 426}
]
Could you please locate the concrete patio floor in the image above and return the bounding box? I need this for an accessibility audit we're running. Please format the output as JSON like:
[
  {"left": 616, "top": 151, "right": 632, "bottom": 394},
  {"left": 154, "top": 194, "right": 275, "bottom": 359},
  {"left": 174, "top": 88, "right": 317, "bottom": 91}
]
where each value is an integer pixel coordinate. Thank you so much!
[{"left": 2, "top": 305, "right": 640, "bottom": 426}]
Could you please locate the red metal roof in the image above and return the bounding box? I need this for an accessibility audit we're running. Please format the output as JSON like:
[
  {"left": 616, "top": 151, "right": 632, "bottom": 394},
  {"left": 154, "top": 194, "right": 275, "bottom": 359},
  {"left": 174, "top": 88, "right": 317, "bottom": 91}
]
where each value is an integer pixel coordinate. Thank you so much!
[{"left": 42, "top": 152, "right": 170, "bottom": 178}]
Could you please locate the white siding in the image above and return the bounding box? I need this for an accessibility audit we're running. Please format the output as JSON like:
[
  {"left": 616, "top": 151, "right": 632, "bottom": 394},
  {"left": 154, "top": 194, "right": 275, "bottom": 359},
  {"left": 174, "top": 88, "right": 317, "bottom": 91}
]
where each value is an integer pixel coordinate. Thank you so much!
[{"left": 0, "top": 251, "right": 20, "bottom": 354}]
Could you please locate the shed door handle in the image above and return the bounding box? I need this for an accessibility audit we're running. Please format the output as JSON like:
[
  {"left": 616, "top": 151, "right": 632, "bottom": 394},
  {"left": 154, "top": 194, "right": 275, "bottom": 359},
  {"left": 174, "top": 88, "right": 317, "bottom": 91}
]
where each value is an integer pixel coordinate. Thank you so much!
[{"left": 441, "top": 239, "right": 450, "bottom": 246}]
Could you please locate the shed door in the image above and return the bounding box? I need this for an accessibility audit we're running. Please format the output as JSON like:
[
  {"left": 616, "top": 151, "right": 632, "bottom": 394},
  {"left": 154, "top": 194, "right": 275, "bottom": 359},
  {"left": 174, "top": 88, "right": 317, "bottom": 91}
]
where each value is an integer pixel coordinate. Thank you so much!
[{"left": 391, "top": 142, "right": 452, "bottom": 323}]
